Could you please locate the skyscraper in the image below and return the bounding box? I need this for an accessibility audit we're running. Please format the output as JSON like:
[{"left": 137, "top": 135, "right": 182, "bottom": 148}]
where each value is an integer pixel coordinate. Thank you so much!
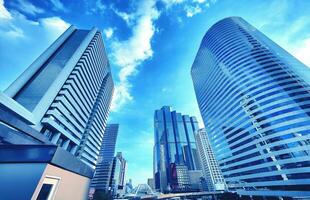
[
  {"left": 90, "top": 124, "right": 119, "bottom": 191},
  {"left": 153, "top": 106, "right": 201, "bottom": 192},
  {"left": 191, "top": 17, "right": 310, "bottom": 198},
  {"left": 4, "top": 26, "right": 114, "bottom": 167},
  {"left": 111, "top": 152, "right": 127, "bottom": 197},
  {"left": 195, "top": 128, "right": 225, "bottom": 191}
]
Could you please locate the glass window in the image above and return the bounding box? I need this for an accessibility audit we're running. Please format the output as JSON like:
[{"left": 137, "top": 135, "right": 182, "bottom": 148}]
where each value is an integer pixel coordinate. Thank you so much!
[
  {"left": 36, "top": 177, "right": 60, "bottom": 200},
  {"left": 37, "top": 184, "right": 53, "bottom": 200},
  {"left": 14, "top": 30, "right": 89, "bottom": 111}
]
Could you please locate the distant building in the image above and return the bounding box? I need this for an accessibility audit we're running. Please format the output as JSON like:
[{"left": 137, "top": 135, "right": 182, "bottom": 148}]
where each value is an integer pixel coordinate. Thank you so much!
[
  {"left": 147, "top": 178, "right": 155, "bottom": 190},
  {"left": 111, "top": 152, "right": 127, "bottom": 197},
  {"left": 191, "top": 17, "right": 310, "bottom": 198},
  {"left": 125, "top": 179, "right": 133, "bottom": 194},
  {"left": 188, "top": 170, "right": 204, "bottom": 191},
  {"left": 4, "top": 25, "right": 114, "bottom": 168},
  {"left": 195, "top": 129, "right": 225, "bottom": 191},
  {"left": 153, "top": 106, "right": 201, "bottom": 192},
  {"left": 175, "top": 165, "right": 191, "bottom": 191},
  {"left": 90, "top": 124, "right": 119, "bottom": 191}
]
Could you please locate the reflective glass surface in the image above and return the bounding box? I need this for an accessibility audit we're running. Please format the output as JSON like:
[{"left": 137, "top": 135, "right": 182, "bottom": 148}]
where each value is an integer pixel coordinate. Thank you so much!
[
  {"left": 191, "top": 17, "right": 310, "bottom": 195},
  {"left": 14, "top": 30, "right": 89, "bottom": 111}
]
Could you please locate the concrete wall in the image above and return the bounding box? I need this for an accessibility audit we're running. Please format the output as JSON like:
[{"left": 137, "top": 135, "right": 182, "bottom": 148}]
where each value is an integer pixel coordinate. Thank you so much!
[{"left": 32, "top": 164, "right": 90, "bottom": 200}]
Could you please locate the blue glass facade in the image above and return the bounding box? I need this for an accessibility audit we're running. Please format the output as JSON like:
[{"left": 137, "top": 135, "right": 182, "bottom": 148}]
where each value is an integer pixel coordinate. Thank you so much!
[
  {"left": 154, "top": 106, "right": 201, "bottom": 192},
  {"left": 191, "top": 17, "right": 310, "bottom": 197}
]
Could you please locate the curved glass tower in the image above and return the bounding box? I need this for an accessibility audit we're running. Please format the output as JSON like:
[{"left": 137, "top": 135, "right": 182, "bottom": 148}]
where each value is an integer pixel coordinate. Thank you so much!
[{"left": 191, "top": 17, "right": 310, "bottom": 198}]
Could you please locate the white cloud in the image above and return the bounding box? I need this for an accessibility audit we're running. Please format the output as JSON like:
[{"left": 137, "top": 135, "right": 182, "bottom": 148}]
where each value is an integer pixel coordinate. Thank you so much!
[
  {"left": 95, "top": 0, "right": 106, "bottom": 11},
  {"left": 292, "top": 38, "right": 310, "bottom": 67},
  {"left": 194, "top": 0, "right": 206, "bottom": 3},
  {"left": 0, "top": 0, "right": 12, "bottom": 19},
  {"left": 161, "top": 0, "right": 213, "bottom": 18},
  {"left": 185, "top": 5, "right": 202, "bottom": 17},
  {"left": 161, "top": 0, "right": 184, "bottom": 8},
  {"left": 103, "top": 27, "right": 114, "bottom": 39},
  {"left": 14, "top": 0, "right": 44, "bottom": 16},
  {"left": 39, "top": 17, "right": 70, "bottom": 38},
  {"left": 50, "top": 0, "right": 68, "bottom": 12},
  {"left": 112, "top": 8, "right": 135, "bottom": 25},
  {"left": 110, "top": 0, "right": 160, "bottom": 111}
]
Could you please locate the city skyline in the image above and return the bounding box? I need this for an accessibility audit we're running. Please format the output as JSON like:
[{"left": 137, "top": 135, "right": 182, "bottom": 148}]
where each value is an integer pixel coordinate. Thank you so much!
[{"left": 1, "top": 0, "right": 310, "bottom": 185}]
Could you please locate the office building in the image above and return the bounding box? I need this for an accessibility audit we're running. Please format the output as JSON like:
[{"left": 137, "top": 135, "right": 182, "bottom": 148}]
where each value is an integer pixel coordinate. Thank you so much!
[
  {"left": 153, "top": 106, "right": 201, "bottom": 192},
  {"left": 147, "top": 178, "right": 155, "bottom": 190},
  {"left": 191, "top": 17, "right": 310, "bottom": 198},
  {"left": 0, "top": 92, "right": 49, "bottom": 145},
  {"left": 188, "top": 170, "right": 204, "bottom": 191},
  {"left": 90, "top": 124, "right": 119, "bottom": 191},
  {"left": 111, "top": 152, "right": 127, "bottom": 197},
  {"left": 195, "top": 128, "right": 225, "bottom": 191},
  {"left": 4, "top": 25, "right": 114, "bottom": 167}
]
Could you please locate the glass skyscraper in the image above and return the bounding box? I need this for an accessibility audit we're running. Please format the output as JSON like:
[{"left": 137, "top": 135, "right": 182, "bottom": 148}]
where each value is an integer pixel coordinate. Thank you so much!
[
  {"left": 153, "top": 106, "right": 201, "bottom": 192},
  {"left": 90, "top": 124, "right": 119, "bottom": 191},
  {"left": 191, "top": 17, "right": 310, "bottom": 198},
  {"left": 4, "top": 26, "right": 114, "bottom": 168}
]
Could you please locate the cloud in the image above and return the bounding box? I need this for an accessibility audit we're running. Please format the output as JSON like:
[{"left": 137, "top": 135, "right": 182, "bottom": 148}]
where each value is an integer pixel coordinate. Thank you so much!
[
  {"left": 185, "top": 5, "right": 202, "bottom": 17},
  {"left": 0, "top": 1, "right": 69, "bottom": 90},
  {"left": 50, "top": 0, "right": 68, "bottom": 12},
  {"left": 103, "top": 27, "right": 114, "bottom": 39},
  {"left": 85, "top": 0, "right": 106, "bottom": 15},
  {"left": 292, "top": 38, "right": 310, "bottom": 67},
  {"left": 110, "top": 0, "right": 160, "bottom": 111},
  {"left": 161, "top": 0, "right": 185, "bottom": 8},
  {"left": 13, "top": 0, "right": 44, "bottom": 16},
  {"left": 194, "top": 0, "right": 206, "bottom": 3},
  {"left": 112, "top": 7, "right": 135, "bottom": 25},
  {"left": 161, "top": 0, "right": 214, "bottom": 18},
  {"left": 95, "top": 0, "right": 106, "bottom": 11},
  {"left": 0, "top": 0, "right": 11, "bottom": 19},
  {"left": 109, "top": 0, "right": 218, "bottom": 111},
  {"left": 39, "top": 17, "right": 70, "bottom": 38}
]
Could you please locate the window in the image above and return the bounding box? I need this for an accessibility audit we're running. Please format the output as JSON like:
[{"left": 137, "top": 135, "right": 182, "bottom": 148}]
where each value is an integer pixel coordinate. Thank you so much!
[{"left": 36, "top": 176, "right": 60, "bottom": 200}]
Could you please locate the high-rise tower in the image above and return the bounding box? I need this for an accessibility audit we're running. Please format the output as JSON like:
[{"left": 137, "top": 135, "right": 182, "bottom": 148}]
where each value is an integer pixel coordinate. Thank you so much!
[
  {"left": 91, "top": 124, "right": 119, "bottom": 191},
  {"left": 5, "top": 26, "right": 114, "bottom": 167},
  {"left": 153, "top": 106, "right": 201, "bottom": 192},
  {"left": 191, "top": 17, "right": 310, "bottom": 198},
  {"left": 195, "top": 128, "right": 225, "bottom": 191}
]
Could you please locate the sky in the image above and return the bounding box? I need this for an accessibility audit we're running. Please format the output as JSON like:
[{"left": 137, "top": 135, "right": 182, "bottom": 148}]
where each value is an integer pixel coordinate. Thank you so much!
[{"left": 1, "top": 0, "right": 310, "bottom": 186}]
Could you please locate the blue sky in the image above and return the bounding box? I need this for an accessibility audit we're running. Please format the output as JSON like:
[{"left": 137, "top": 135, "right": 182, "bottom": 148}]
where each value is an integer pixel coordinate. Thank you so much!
[{"left": 1, "top": 0, "right": 310, "bottom": 185}]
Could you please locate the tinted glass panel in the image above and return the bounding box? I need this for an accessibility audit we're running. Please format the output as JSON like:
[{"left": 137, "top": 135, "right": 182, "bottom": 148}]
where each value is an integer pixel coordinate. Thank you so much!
[
  {"left": 37, "top": 183, "right": 53, "bottom": 200},
  {"left": 14, "top": 30, "right": 89, "bottom": 111}
]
